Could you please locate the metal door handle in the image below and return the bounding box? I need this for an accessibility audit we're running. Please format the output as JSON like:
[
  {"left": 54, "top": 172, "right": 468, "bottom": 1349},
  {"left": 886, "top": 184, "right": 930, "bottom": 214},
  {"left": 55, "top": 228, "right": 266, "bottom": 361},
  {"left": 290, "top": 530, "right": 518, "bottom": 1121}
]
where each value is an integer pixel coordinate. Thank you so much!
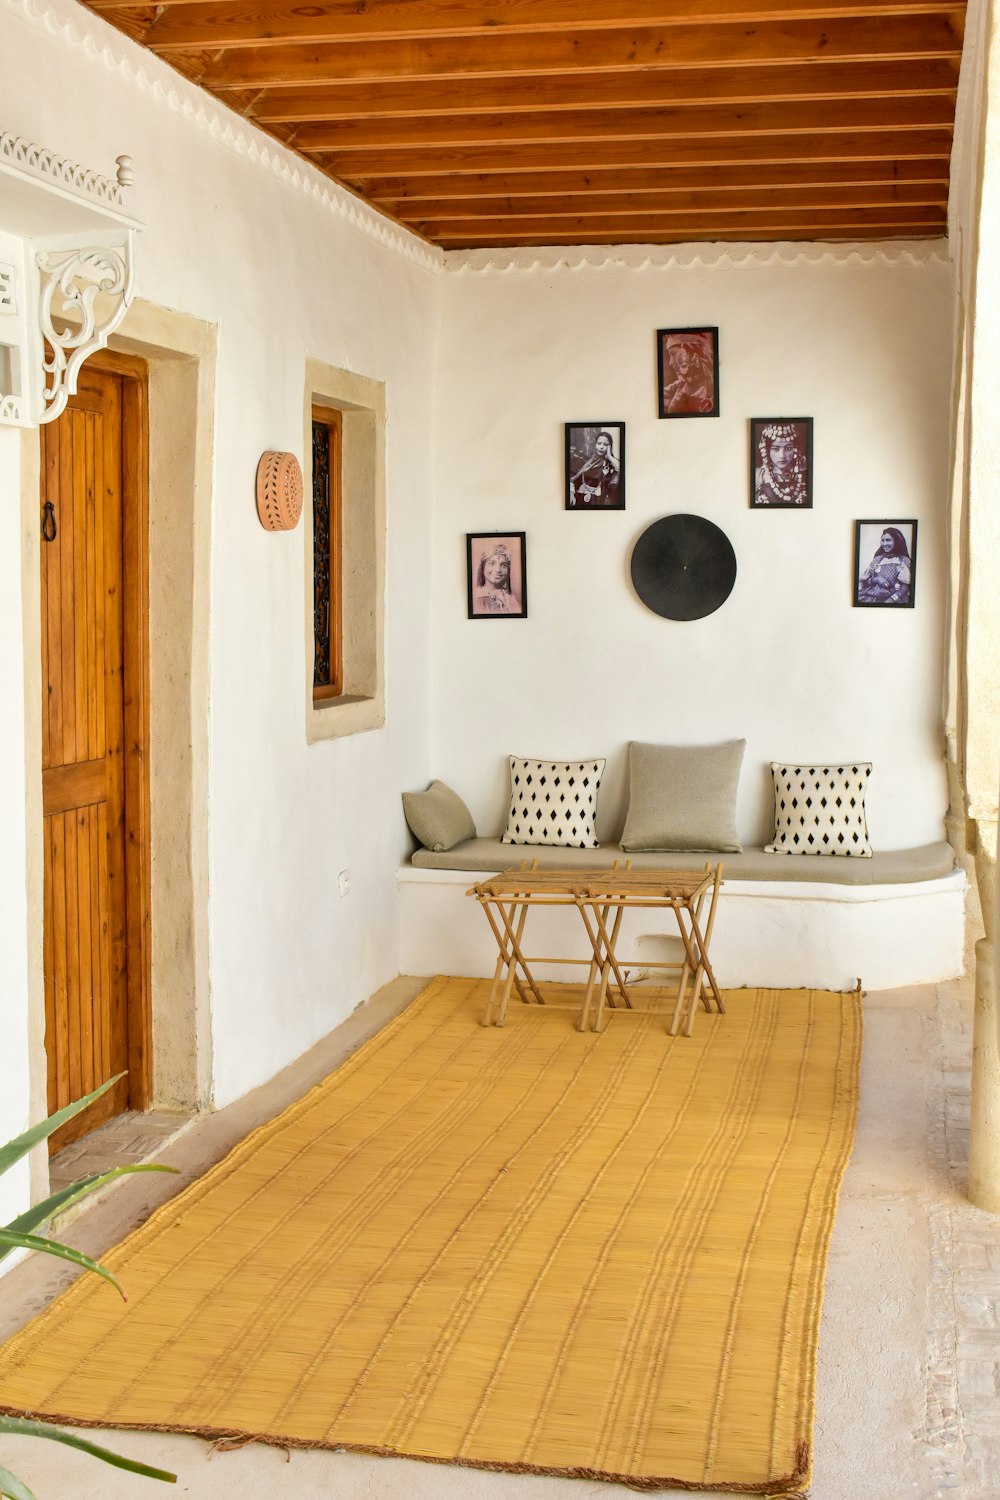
[{"left": 42, "top": 501, "right": 57, "bottom": 542}]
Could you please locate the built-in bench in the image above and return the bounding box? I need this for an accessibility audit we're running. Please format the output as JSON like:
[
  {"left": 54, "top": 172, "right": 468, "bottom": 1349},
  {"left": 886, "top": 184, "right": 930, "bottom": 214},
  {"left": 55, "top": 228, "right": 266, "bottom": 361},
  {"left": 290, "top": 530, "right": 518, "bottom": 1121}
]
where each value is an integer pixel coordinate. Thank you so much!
[{"left": 397, "top": 840, "right": 965, "bottom": 992}]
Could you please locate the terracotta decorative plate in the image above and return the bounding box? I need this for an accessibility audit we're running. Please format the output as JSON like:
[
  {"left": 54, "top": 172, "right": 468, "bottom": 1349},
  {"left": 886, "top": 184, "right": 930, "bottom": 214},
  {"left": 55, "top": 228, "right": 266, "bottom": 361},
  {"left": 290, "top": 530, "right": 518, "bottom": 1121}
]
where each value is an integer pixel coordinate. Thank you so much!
[{"left": 256, "top": 451, "right": 304, "bottom": 532}]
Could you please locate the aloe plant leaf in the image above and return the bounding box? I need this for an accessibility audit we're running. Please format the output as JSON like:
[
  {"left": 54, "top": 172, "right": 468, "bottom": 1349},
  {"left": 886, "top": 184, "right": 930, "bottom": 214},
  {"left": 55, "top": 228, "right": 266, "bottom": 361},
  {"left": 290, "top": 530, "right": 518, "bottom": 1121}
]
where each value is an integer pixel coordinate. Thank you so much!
[
  {"left": 0, "top": 1164, "right": 179, "bottom": 1265},
  {"left": 0, "top": 1418, "right": 175, "bottom": 1483},
  {"left": 0, "top": 1076, "right": 125, "bottom": 1177},
  {"left": 0, "top": 1462, "right": 37, "bottom": 1500},
  {"left": 0, "top": 1231, "right": 124, "bottom": 1298}
]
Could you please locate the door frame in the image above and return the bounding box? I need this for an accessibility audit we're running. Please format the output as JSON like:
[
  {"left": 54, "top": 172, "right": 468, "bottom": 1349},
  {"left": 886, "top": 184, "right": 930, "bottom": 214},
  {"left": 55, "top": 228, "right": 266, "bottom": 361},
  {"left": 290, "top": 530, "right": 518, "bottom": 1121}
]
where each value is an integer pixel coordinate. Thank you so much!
[
  {"left": 20, "top": 299, "right": 217, "bottom": 1204},
  {"left": 41, "top": 348, "right": 153, "bottom": 1120},
  {"left": 101, "top": 348, "right": 152, "bottom": 1112}
]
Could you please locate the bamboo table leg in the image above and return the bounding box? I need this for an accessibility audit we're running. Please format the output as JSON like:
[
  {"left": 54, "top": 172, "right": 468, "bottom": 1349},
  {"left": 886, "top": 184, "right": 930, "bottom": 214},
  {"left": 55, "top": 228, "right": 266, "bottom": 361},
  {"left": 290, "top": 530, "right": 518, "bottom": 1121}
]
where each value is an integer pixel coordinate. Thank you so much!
[
  {"left": 684, "top": 905, "right": 724, "bottom": 1026},
  {"left": 666, "top": 870, "right": 725, "bottom": 1036},
  {"left": 591, "top": 900, "right": 629, "bottom": 1032},
  {"left": 575, "top": 895, "right": 629, "bottom": 1031},
  {"left": 668, "top": 905, "right": 708, "bottom": 1037},
  {"left": 698, "top": 865, "right": 725, "bottom": 1013},
  {"left": 493, "top": 896, "right": 543, "bottom": 1027},
  {"left": 479, "top": 896, "right": 532, "bottom": 1025},
  {"left": 576, "top": 897, "right": 603, "bottom": 1033},
  {"left": 477, "top": 892, "right": 545, "bottom": 1025}
]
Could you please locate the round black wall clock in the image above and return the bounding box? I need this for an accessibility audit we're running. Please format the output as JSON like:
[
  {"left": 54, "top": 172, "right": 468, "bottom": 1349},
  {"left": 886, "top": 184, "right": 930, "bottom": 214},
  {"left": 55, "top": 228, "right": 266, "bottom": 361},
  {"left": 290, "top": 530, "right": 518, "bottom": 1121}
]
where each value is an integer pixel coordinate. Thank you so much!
[{"left": 629, "top": 513, "right": 737, "bottom": 621}]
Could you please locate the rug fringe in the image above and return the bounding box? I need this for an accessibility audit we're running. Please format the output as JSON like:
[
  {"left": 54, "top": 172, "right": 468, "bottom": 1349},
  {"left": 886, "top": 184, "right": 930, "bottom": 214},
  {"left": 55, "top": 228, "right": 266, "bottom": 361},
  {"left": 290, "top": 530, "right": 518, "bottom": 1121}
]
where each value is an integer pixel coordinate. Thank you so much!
[{"left": 0, "top": 1405, "right": 810, "bottom": 1493}]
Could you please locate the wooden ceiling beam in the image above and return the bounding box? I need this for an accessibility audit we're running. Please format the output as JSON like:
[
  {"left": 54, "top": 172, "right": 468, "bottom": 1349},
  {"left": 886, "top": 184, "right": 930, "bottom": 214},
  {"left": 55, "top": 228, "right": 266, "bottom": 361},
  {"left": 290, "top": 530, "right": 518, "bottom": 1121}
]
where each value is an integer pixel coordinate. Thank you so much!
[
  {"left": 170, "top": 16, "right": 964, "bottom": 91},
  {"left": 249, "top": 59, "right": 959, "bottom": 123},
  {"left": 321, "top": 129, "right": 953, "bottom": 178},
  {"left": 391, "top": 184, "right": 948, "bottom": 219},
  {"left": 438, "top": 222, "right": 944, "bottom": 245},
  {"left": 291, "top": 96, "right": 954, "bottom": 153},
  {"left": 418, "top": 203, "right": 945, "bottom": 235},
  {"left": 364, "top": 158, "right": 950, "bottom": 200},
  {"left": 136, "top": 0, "right": 966, "bottom": 54}
]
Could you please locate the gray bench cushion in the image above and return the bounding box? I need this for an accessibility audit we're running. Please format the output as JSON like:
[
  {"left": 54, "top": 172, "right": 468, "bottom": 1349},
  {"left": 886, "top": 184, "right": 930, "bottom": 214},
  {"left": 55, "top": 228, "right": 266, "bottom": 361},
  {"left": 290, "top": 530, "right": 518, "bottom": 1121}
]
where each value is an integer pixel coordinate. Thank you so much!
[{"left": 410, "top": 838, "right": 957, "bottom": 885}]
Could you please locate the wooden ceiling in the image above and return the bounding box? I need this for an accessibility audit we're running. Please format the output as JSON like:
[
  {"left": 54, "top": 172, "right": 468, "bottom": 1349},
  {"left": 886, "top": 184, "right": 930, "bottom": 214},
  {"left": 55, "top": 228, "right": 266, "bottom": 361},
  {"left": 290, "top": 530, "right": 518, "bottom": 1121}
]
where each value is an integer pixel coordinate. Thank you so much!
[{"left": 82, "top": 0, "right": 966, "bottom": 248}]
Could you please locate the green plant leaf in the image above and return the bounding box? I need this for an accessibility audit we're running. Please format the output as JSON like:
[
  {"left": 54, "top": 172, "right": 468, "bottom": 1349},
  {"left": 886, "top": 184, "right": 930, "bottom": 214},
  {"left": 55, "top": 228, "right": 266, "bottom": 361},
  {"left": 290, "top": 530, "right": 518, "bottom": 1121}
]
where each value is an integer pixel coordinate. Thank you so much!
[
  {"left": 0, "top": 1165, "right": 178, "bottom": 1265},
  {"left": 0, "top": 1230, "right": 124, "bottom": 1298},
  {"left": 0, "top": 1076, "right": 125, "bottom": 1177},
  {"left": 0, "top": 1461, "right": 37, "bottom": 1500},
  {"left": 0, "top": 1418, "right": 175, "bottom": 1483}
]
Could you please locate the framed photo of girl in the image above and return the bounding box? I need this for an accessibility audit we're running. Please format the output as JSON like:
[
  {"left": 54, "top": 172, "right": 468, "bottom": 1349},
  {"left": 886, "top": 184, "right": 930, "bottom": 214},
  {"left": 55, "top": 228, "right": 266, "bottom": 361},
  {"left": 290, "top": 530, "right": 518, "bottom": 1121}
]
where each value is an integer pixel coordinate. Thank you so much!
[
  {"left": 750, "top": 417, "right": 813, "bottom": 509},
  {"left": 657, "top": 327, "right": 719, "bottom": 418},
  {"left": 853, "top": 520, "right": 917, "bottom": 608},
  {"left": 565, "top": 423, "right": 625, "bottom": 510},
  {"left": 466, "top": 532, "right": 527, "bottom": 619}
]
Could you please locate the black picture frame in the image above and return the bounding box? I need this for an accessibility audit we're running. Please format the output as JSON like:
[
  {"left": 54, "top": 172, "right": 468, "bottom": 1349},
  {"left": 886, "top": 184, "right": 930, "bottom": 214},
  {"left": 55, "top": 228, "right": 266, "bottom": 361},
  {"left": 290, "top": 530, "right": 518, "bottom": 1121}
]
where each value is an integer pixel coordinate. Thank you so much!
[
  {"left": 565, "top": 422, "right": 626, "bottom": 510},
  {"left": 657, "top": 327, "right": 719, "bottom": 418},
  {"left": 749, "top": 417, "right": 814, "bottom": 509},
  {"left": 466, "top": 532, "right": 528, "bottom": 619},
  {"left": 853, "top": 520, "right": 917, "bottom": 609}
]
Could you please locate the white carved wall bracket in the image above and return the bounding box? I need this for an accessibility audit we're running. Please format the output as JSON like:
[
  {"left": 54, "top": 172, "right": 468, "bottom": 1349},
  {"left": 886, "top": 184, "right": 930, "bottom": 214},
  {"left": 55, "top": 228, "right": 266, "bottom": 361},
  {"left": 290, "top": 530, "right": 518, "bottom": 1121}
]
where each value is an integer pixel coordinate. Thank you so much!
[
  {"left": 36, "top": 233, "right": 135, "bottom": 423},
  {"left": 0, "top": 135, "right": 140, "bottom": 428}
]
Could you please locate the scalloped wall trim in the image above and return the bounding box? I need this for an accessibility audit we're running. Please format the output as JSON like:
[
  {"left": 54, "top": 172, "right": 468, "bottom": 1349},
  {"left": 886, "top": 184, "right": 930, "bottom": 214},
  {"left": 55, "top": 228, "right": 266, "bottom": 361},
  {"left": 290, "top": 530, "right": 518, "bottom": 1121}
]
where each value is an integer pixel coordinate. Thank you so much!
[
  {"left": 443, "top": 240, "right": 951, "bottom": 275},
  {"left": 0, "top": 129, "right": 124, "bottom": 207},
  {"left": 1, "top": 0, "right": 443, "bottom": 275}
]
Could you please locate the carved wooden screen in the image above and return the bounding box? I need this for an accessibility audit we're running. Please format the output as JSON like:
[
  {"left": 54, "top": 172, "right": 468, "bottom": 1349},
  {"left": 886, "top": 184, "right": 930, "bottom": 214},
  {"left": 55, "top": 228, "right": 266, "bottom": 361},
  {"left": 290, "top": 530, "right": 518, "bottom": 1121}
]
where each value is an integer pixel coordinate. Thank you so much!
[{"left": 312, "top": 406, "right": 343, "bottom": 699}]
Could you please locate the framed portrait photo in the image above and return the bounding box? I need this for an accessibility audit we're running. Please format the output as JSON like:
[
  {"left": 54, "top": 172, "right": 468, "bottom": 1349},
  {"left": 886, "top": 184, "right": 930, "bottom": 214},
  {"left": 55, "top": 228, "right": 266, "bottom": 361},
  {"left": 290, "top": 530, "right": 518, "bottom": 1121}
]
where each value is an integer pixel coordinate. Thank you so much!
[
  {"left": 750, "top": 417, "right": 813, "bottom": 509},
  {"left": 565, "top": 422, "right": 625, "bottom": 510},
  {"left": 853, "top": 520, "right": 917, "bottom": 609},
  {"left": 466, "top": 532, "right": 527, "bottom": 619},
  {"left": 657, "top": 327, "right": 719, "bottom": 418}
]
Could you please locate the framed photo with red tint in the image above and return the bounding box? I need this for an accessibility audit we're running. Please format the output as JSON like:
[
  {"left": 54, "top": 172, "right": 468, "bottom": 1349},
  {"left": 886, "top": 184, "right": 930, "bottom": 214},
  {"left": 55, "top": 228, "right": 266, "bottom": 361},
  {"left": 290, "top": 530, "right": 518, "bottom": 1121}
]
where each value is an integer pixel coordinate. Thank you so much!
[{"left": 657, "top": 327, "right": 719, "bottom": 418}]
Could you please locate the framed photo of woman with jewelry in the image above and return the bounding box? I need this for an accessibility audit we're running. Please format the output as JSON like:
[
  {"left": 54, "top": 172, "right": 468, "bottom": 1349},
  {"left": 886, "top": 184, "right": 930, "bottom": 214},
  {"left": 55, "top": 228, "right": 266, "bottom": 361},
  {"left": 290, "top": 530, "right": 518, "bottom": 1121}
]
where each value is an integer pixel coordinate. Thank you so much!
[
  {"left": 853, "top": 520, "right": 917, "bottom": 608},
  {"left": 657, "top": 328, "right": 719, "bottom": 418},
  {"left": 750, "top": 418, "right": 813, "bottom": 509},
  {"left": 467, "top": 532, "right": 527, "bottom": 619},
  {"left": 565, "top": 423, "right": 625, "bottom": 509}
]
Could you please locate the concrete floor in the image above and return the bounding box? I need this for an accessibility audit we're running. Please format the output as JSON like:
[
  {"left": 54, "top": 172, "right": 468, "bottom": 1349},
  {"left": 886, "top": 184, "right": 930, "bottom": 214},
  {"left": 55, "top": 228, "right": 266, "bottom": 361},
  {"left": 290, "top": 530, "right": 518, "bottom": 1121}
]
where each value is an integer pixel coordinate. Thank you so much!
[{"left": 1, "top": 967, "right": 998, "bottom": 1499}]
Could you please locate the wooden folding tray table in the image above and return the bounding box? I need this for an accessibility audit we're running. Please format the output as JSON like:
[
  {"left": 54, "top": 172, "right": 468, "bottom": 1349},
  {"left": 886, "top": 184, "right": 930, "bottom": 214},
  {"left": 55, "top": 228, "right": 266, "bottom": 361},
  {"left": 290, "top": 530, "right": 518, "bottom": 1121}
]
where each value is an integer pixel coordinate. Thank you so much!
[{"left": 468, "top": 863, "right": 724, "bottom": 1036}]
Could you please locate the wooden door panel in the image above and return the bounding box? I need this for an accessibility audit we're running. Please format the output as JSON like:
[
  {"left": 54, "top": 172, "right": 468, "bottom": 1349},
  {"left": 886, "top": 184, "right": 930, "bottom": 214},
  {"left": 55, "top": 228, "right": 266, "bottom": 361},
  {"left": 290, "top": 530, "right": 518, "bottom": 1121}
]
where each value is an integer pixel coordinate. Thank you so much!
[{"left": 41, "top": 364, "right": 133, "bottom": 1149}]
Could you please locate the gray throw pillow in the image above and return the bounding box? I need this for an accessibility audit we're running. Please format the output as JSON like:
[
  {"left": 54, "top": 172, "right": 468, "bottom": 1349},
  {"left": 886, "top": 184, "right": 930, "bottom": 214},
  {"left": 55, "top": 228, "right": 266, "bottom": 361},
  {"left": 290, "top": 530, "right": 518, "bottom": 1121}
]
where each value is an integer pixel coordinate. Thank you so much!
[
  {"left": 620, "top": 740, "right": 745, "bottom": 853},
  {"left": 402, "top": 780, "right": 476, "bottom": 852}
]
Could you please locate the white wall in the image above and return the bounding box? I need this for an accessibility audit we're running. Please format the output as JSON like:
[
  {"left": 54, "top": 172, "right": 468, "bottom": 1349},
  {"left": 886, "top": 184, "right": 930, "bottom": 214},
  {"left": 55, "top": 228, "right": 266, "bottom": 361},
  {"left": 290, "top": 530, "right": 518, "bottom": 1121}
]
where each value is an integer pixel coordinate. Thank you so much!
[
  {"left": 0, "top": 425, "right": 31, "bottom": 1217},
  {"left": 431, "top": 245, "right": 953, "bottom": 853},
  {"left": 0, "top": 0, "right": 440, "bottom": 1114}
]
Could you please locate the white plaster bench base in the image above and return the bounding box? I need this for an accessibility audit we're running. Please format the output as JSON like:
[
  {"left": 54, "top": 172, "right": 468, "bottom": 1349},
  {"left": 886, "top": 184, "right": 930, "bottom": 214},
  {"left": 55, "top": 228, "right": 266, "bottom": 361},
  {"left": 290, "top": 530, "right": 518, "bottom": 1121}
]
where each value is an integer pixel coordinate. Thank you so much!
[{"left": 397, "top": 849, "right": 966, "bottom": 992}]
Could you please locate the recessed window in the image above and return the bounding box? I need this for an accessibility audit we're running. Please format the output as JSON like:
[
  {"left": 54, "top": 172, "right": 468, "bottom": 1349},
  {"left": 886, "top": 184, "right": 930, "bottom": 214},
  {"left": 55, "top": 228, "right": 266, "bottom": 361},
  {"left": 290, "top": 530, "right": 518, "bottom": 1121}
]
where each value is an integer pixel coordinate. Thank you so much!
[
  {"left": 312, "top": 405, "right": 343, "bottom": 700},
  {"left": 304, "top": 360, "right": 385, "bottom": 743}
]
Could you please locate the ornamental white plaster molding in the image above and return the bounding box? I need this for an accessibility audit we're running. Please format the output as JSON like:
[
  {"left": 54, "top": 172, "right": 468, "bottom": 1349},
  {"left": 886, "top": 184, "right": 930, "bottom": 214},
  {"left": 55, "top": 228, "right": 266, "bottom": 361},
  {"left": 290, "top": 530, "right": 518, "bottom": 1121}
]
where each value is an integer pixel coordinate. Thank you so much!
[
  {"left": 0, "top": 0, "right": 442, "bottom": 275},
  {"left": 444, "top": 240, "right": 951, "bottom": 276},
  {"left": 0, "top": 132, "right": 138, "bottom": 425},
  {"left": 0, "top": 129, "right": 130, "bottom": 210},
  {"left": 37, "top": 237, "right": 135, "bottom": 422}
]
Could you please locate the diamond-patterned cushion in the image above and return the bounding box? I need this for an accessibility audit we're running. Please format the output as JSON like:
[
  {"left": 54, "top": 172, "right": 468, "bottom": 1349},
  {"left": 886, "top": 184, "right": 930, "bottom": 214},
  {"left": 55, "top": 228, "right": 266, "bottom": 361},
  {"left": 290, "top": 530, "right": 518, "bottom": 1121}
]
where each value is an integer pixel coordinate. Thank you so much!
[
  {"left": 765, "top": 763, "right": 873, "bottom": 857},
  {"left": 500, "top": 757, "right": 605, "bottom": 848}
]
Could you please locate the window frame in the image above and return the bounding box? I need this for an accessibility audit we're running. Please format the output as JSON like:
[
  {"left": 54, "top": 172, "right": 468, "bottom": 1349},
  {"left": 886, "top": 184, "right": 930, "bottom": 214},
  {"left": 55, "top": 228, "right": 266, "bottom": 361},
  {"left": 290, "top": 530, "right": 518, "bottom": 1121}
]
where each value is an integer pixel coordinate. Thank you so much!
[
  {"left": 303, "top": 360, "right": 385, "bottom": 745},
  {"left": 311, "top": 403, "right": 344, "bottom": 701}
]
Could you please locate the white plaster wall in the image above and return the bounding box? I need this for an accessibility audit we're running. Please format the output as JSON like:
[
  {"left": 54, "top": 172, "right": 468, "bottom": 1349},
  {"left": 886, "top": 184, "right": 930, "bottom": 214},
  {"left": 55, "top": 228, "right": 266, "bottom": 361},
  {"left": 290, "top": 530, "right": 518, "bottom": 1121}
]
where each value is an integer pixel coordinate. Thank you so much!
[
  {"left": 0, "top": 425, "right": 31, "bottom": 1220},
  {"left": 0, "top": 0, "right": 440, "bottom": 1111},
  {"left": 431, "top": 246, "right": 953, "bottom": 853}
]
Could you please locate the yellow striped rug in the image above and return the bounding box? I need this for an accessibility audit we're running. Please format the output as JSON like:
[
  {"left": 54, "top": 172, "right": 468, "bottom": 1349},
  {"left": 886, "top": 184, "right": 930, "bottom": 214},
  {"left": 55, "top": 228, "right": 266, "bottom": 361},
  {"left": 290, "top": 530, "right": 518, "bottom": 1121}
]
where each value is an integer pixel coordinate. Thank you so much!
[{"left": 0, "top": 978, "right": 860, "bottom": 1495}]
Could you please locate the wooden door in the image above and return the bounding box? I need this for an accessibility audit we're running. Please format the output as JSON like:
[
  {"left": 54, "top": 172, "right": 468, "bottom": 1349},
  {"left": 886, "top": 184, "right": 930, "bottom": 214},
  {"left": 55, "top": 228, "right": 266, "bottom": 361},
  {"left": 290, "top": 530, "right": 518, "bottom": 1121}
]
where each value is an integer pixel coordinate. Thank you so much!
[{"left": 40, "top": 354, "right": 150, "bottom": 1151}]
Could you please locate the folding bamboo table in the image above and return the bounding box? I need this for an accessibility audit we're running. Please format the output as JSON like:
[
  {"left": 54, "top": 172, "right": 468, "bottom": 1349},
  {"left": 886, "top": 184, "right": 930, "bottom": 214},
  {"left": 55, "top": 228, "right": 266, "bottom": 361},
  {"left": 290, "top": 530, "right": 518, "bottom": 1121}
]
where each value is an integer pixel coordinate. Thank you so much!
[{"left": 468, "top": 863, "right": 724, "bottom": 1037}]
